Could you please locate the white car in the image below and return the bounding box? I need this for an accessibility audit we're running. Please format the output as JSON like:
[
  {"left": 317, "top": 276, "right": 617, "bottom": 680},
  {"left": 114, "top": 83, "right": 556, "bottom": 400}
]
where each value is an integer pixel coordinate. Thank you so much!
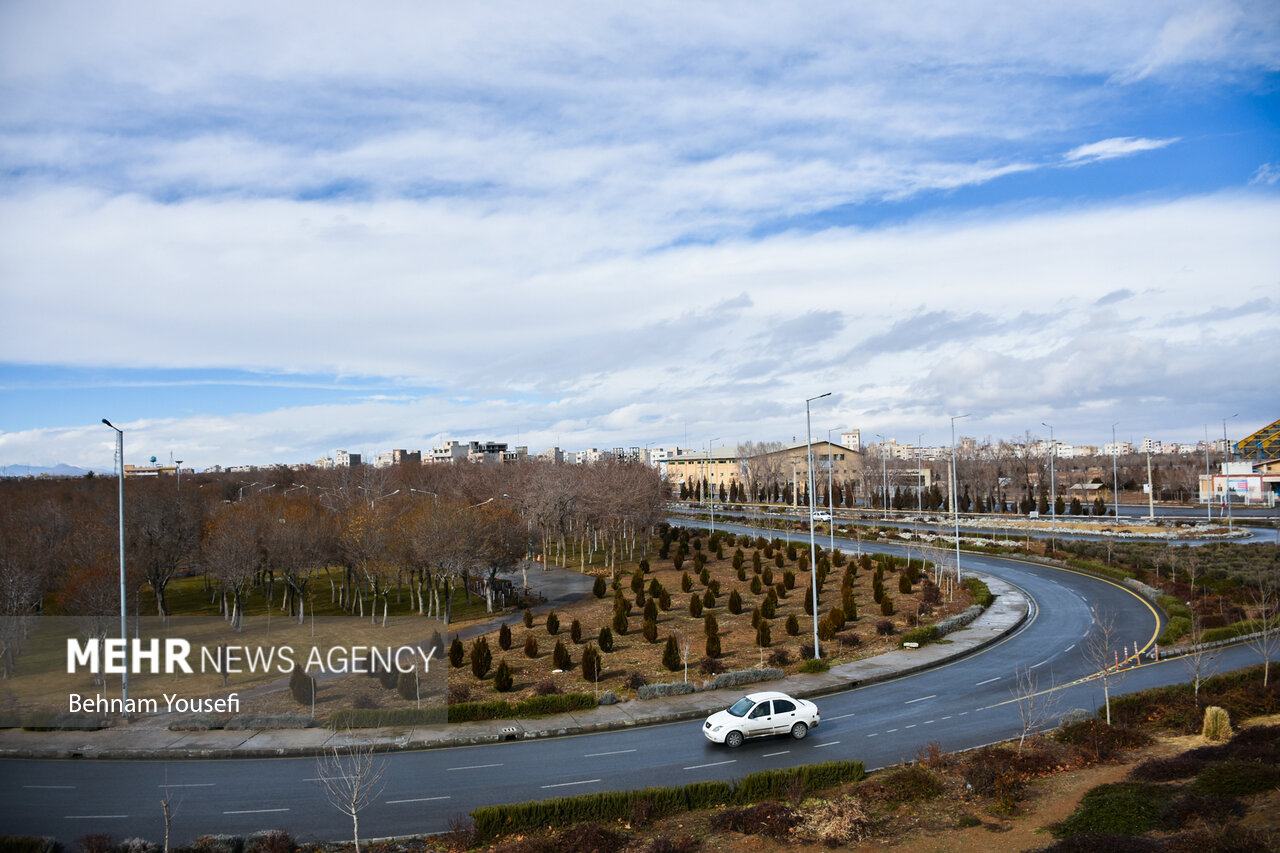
[
  {"left": 811, "top": 511, "right": 832, "bottom": 522},
  {"left": 703, "top": 691, "right": 820, "bottom": 747}
]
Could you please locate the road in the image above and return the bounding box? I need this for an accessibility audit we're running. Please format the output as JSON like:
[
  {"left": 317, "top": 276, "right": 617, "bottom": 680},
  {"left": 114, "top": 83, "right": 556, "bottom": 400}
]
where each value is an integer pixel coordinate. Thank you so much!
[{"left": 0, "top": 527, "right": 1266, "bottom": 845}]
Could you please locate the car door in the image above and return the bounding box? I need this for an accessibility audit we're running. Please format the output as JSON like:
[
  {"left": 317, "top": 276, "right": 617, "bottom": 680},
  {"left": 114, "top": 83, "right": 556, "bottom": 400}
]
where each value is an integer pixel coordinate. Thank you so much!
[
  {"left": 770, "top": 698, "right": 798, "bottom": 734},
  {"left": 745, "top": 700, "right": 773, "bottom": 738}
]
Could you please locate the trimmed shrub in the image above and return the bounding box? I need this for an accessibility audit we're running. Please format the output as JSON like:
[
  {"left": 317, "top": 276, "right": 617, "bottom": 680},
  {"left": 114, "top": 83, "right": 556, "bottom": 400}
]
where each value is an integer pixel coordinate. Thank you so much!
[
  {"left": 761, "top": 591, "right": 777, "bottom": 619},
  {"left": 638, "top": 681, "right": 696, "bottom": 700},
  {"left": 546, "top": 611, "right": 560, "bottom": 635},
  {"left": 494, "top": 659, "right": 514, "bottom": 692},
  {"left": 597, "top": 626, "right": 614, "bottom": 653},
  {"left": 712, "top": 667, "right": 784, "bottom": 689},
  {"left": 876, "top": 619, "right": 895, "bottom": 636},
  {"left": 644, "top": 599, "right": 658, "bottom": 622},
  {"left": 880, "top": 595, "right": 894, "bottom": 617},
  {"left": 659, "top": 589, "right": 672, "bottom": 611},
  {"left": 523, "top": 608, "right": 534, "bottom": 629},
  {"left": 663, "top": 636, "right": 682, "bottom": 672},
  {"left": 449, "top": 636, "right": 465, "bottom": 667},
  {"left": 681, "top": 571, "right": 693, "bottom": 592},
  {"left": 396, "top": 670, "right": 418, "bottom": 701},
  {"left": 643, "top": 618, "right": 659, "bottom": 643},
  {"left": 553, "top": 640, "right": 571, "bottom": 670},
  {"left": 582, "top": 644, "right": 602, "bottom": 683},
  {"left": 706, "top": 634, "right": 721, "bottom": 659},
  {"left": 798, "top": 658, "right": 829, "bottom": 673},
  {"left": 570, "top": 619, "right": 583, "bottom": 644},
  {"left": 750, "top": 576, "right": 763, "bottom": 595},
  {"left": 288, "top": 665, "right": 315, "bottom": 705},
  {"left": 1201, "top": 706, "right": 1232, "bottom": 741},
  {"left": 524, "top": 634, "right": 539, "bottom": 658},
  {"left": 702, "top": 589, "right": 715, "bottom": 608},
  {"left": 728, "top": 589, "right": 743, "bottom": 614},
  {"left": 593, "top": 575, "right": 607, "bottom": 598},
  {"left": 470, "top": 637, "right": 492, "bottom": 678},
  {"left": 498, "top": 622, "right": 513, "bottom": 651},
  {"left": 704, "top": 612, "right": 718, "bottom": 638},
  {"left": 785, "top": 614, "right": 800, "bottom": 636},
  {"left": 689, "top": 595, "right": 703, "bottom": 618},
  {"left": 756, "top": 620, "right": 771, "bottom": 648},
  {"left": 613, "top": 609, "right": 629, "bottom": 635},
  {"left": 900, "top": 626, "right": 937, "bottom": 647}
]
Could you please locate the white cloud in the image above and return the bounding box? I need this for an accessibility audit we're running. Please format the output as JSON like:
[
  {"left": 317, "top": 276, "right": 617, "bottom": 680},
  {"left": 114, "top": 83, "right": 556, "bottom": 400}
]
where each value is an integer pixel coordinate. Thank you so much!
[{"left": 1063, "top": 137, "right": 1180, "bottom": 165}]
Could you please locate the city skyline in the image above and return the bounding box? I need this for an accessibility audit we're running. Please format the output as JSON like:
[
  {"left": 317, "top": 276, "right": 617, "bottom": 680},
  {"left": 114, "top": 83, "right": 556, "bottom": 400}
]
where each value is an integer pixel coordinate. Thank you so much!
[{"left": 2, "top": 2, "right": 1278, "bottom": 470}]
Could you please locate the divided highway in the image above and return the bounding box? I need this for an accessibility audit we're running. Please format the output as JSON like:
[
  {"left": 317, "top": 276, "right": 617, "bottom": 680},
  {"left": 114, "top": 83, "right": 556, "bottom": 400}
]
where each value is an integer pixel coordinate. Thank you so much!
[{"left": 2, "top": 528, "right": 1266, "bottom": 845}]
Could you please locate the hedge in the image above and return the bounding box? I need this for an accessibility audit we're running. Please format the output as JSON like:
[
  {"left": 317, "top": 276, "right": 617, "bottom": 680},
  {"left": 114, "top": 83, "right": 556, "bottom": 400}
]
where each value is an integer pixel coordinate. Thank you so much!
[
  {"left": 962, "top": 577, "right": 993, "bottom": 608},
  {"left": 470, "top": 760, "right": 865, "bottom": 841},
  {"left": 711, "top": 667, "right": 784, "bottom": 690},
  {"left": 1158, "top": 594, "right": 1192, "bottom": 620}
]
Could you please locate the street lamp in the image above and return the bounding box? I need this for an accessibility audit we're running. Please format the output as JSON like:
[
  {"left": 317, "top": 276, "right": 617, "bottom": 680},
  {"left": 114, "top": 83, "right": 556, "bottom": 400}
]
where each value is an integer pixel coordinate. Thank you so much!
[
  {"left": 174, "top": 460, "right": 183, "bottom": 492},
  {"left": 1042, "top": 422, "right": 1056, "bottom": 549},
  {"left": 805, "top": 392, "right": 831, "bottom": 659},
  {"left": 101, "top": 419, "right": 128, "bottom": 714},
  {"left": 1224, "top": 413, "right": 1238, "bottom": 534},
  {"left": 950, "top": 414, "right": 969, "bottom": 584}
]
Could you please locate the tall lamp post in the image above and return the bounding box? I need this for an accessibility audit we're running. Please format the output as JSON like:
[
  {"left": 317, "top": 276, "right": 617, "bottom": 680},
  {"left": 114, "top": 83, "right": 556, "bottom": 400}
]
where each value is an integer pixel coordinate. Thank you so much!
[
  {"left": 101, "top": 419, "right": 128, "bottom": 713},
  {"left": 950, "top": 414, "right": 969, "bottom": 584},
  {"left": 1042, "top": 422, "right": 1056, "bottom": 550},
  {"left": 806, "top": 392, "right": 831, "bottom": 658},
  {"left": 174, "top": 460, "right": 183, "bottom": 492},
  {"left": 1223, "top": 413, "right": 1238, "bottom": 534}
]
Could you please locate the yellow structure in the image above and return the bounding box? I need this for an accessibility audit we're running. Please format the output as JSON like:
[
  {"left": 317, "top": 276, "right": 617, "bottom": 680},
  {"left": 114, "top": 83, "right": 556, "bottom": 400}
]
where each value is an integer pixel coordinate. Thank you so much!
[{"left": 1237, "top": 418, "right": 1280, "bottom": 461}]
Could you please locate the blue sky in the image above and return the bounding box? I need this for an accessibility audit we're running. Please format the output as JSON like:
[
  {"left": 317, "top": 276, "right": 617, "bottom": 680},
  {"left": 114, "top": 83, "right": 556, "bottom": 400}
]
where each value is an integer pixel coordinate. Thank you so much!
[{"left": 1, "top": 2, "right": 1278, "bottom": 470}]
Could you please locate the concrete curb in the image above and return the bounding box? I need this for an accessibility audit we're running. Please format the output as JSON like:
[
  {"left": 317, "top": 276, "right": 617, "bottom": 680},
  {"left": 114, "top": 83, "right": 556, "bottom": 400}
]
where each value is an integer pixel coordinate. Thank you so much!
[{"left": 0, "top": 572, "right": 1028, "bottom": 761}]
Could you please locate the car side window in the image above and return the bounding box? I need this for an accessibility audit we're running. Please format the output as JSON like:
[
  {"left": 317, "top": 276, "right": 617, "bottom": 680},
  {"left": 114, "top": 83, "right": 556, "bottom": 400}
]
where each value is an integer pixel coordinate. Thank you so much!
[
  {"left": 774, "top": 699, "right": 795, "bottom": 713},
  {"left": 748, "top": 701, "right": 771, "bottom": 718}
]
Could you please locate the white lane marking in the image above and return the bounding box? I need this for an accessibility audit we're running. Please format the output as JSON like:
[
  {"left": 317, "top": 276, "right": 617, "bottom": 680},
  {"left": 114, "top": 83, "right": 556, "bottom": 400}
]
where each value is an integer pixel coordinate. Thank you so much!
[
  {"left": 826, "top": 712, "right": 856, "bottom": 721},
  {"left": 66, "top": 815, "right": 126, "bottom": 820},
  {"left": 959, "top": 711, "right": 968, "bottom": 716},
  {"left": 923, "top": 720, "right": 935, "bottom": 725},
  {"left": 763, "top": 751, "right": 790, "bottom": 757},
  {"left": 224, "top": 808, "right": 289, "bottom": 815},
  {"left": 1030, "top": 659, "right": 1049, "bottom": 669},
  {"left": 905, "top": 695, "right": 936, "bottom": 704},
  {"left": 160, "top": 783, "right": 215, "bottom": 788},
  {"left": 388, "top": 796, "right": 452, "bottom": 804},
  {"left": 684, "top": 760, "right": 737, "bottom": 770},
  {"left": 24, "top": 785, "right": 75, "bottom": 789},
  {"left": 448, "top": 763, "right": 504, "bottom": 771},
  {"left": 866, "top": 733, "right": 879, "bottom": 737},
  {"left": 814, "top": 741, "right": 840, "bottom": 748},
  {"left": 541, "top": 779, "right": 601, "bottom": 789},
  {"left": 887, "top": 728, "right": 898, "bottom": 733},
  {"left": 905, "top": 724, "right": 917, "bottom": 729},
  {"left": 976, "top": 677, "right": 1000, "bottom": 686},
  {"left": 941, "top": 716, "right": 952, "bottom": 720},
  {"left": 585, "top": 749, "right": 636, "bottom": 757},
  {"left": 1064, "top": 644, "right": 1076, "bottom": 653}
]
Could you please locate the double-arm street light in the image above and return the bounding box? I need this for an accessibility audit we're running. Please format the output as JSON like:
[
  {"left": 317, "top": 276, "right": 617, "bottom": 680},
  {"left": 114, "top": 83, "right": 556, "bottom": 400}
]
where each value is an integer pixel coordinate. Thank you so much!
[
  {"left": 1112, "top": 422, "right": 1121, "bottom": 520},
  {"left": 101, "top": 419, "right": 128, "bottom": 713},
  {"left": 826, "top": 425, "right": 845, "bottom": 554},
  {"left": 805, "top": 392, "right": 831, "bottom": 659},
  {"left": 707, "top": 437, "right": 721, "bottom": 534}
]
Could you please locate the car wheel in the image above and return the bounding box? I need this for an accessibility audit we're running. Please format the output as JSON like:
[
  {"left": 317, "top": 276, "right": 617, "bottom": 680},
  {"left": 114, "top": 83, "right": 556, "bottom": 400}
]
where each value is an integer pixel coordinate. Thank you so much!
[
  {"left": 725, "top": 730, "right": 744, "bottom": 748},
  {"left": 790, "top": 722, "right": 808, "bottom": 740}
]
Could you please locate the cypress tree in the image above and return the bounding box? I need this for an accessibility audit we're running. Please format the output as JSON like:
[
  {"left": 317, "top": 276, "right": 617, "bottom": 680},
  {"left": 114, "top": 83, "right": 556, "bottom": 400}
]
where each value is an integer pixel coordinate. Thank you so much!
[
  {"left": 498, "top": 622, "right": 513, "bottom": 651},
  {"left": 663, "top": 636, "right": 682, "bottom": 671},
  {"left": 470, "top": 637, "right": 492, "bottom": 678},
  {"left": 449, "top": 636, "right": 465, "bottom": 668},
  {"left": 494, "top": 659, "right": 514, "bottom": 692}
]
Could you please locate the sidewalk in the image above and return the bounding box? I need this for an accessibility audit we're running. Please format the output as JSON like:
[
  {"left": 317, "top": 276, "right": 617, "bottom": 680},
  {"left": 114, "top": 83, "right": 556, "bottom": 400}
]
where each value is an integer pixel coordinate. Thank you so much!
[{"left": 0, "top": 573, "right": 1027, "bottom": 760}]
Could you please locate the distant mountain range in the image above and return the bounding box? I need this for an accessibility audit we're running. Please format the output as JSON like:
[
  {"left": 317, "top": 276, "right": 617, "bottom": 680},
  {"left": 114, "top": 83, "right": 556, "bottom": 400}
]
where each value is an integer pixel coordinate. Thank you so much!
[{"left": 0, "top": 463, "right": 104, "bottom": 478}]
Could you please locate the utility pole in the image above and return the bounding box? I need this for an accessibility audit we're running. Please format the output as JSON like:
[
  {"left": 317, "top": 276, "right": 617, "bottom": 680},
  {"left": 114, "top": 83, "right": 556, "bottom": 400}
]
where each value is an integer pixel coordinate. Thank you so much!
[{"left": 806, "top": 392, "right": 831, "bottom": 658}]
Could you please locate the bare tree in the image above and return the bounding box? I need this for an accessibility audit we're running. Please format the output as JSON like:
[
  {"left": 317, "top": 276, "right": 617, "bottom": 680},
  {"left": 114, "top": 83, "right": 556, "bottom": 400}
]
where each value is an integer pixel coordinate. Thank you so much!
[
  {"left": 1082, "top": 606, "right": 1122, "bottom": 725},
  {"left": 316, "top": 733, "right": 387, "bottom": 853},
  {"left": 1011, "top": 663, "right": 1059, "bottom": 753},
  {"left": 1244, "top": 569, "right": 1280, "bottom": 687},
  {"left": 1181, "top": 614, "right": 1220, "bottom": 709}
]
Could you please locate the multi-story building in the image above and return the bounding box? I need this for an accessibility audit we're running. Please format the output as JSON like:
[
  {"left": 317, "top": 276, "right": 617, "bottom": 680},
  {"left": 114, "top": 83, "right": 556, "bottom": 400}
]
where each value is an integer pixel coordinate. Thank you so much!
[
  {"left": 429, "top": 441, "right": 468, "bottom": 463},
  {"left": 334, "top": 450, "right": 361, "bottom": 467},
  {"left": 666, "top": 441, "right": 865, "bottom": 503}
]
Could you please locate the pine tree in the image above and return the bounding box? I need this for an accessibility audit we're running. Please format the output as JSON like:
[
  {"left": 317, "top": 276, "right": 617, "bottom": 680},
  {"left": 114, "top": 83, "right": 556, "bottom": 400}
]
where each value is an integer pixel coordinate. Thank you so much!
[
  {"left": 728, "top": 589, "right": 743, "bottom": 614},
  {"left": 704, "top": 612, "right": 718, "bottom": 638},
  {"left": 449, "top": 636, "right": 465, "bottom": 668},
  {"left": 582, "top": 644, "right": 601, "bottom": 682},
  {"left": 593, "top": 575, "right": 607, "bottom": 598},
  {"left": 643, "top": 618, "right": 658, "bottom": 643},
  {"left": 494, "top": 659, "right": 514, "bottom": 692},
  {"left": 523, "top": 634, "right": 538, "bottom": 658},
  {"left": 597, "top": 626, "right": 614, "bottom": 653},
  {"left": 470, "top": 637, "right": 492, "bottom": 678},
  {"left": 498, "top": 622, "right": 513, "bottom": 651},
  {"left": 756, "top": 620, "right": 771, "bottom": 648},
  {"left": 570, "top": 619, "right": 582, "bottom": 644},
  {"left": 785, "top": 613, "right": 800, "bottom": 636},
  {"left": 546, "top": 611, "right": 560, "bottom": 635},
  {"left": 663, "top": 636, "right": 682, "bottom": 671},
  {"left": 553, "top": 640, "right": 571, "bottom": 670}
]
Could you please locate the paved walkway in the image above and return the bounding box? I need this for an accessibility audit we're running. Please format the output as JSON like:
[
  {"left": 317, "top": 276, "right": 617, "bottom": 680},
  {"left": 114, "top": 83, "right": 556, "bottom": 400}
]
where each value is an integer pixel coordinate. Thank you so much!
[{"left": 0, "top": 571, "right": 1026, "bottom": 760}]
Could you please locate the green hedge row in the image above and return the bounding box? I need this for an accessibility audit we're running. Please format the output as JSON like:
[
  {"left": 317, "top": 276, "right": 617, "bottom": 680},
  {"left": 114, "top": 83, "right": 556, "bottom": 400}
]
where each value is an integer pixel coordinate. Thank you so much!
[
  {"left": 1064, "top": 558, "right": 1134, "bottom": 583},
  {"left": 962, "top": 577, "right": 993, "bottom": 608},
  {"left": 899, "top": 625, "right": 938, "bottom": 647},
  {"left": 1201, "top": 619, "right": 1266, "bottom": 644},
  {"left": 1159, "top": 616, "right": 1191, "bottom": 646},
  {"left": 1158, "top": 594, "right": 1192, "bottom": 621},
  {"left": 329, "top": 692, "right": 597, "bottom": 728},
  {"left": 470, "top": 760, "right": 865, "bottom": 841}
]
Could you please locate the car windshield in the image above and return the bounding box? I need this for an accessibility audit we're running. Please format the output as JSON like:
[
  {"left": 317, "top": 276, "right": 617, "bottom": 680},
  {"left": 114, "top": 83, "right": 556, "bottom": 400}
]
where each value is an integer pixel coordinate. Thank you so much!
[{"left": 727, "top": 697, "right": 755, "bottom": 717}]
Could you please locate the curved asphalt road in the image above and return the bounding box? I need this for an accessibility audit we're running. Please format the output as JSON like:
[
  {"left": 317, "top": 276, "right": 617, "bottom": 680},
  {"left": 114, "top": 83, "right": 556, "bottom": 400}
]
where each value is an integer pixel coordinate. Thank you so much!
[{"left": 1, "top": 527, "right": 1266, "bottom": 845}]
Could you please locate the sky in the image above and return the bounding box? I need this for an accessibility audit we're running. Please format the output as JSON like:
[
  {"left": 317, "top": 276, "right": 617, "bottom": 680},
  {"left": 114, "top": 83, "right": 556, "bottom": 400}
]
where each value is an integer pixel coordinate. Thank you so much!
[{"left": 1, "top": 1, "right": 1278, "bottom": 472}]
